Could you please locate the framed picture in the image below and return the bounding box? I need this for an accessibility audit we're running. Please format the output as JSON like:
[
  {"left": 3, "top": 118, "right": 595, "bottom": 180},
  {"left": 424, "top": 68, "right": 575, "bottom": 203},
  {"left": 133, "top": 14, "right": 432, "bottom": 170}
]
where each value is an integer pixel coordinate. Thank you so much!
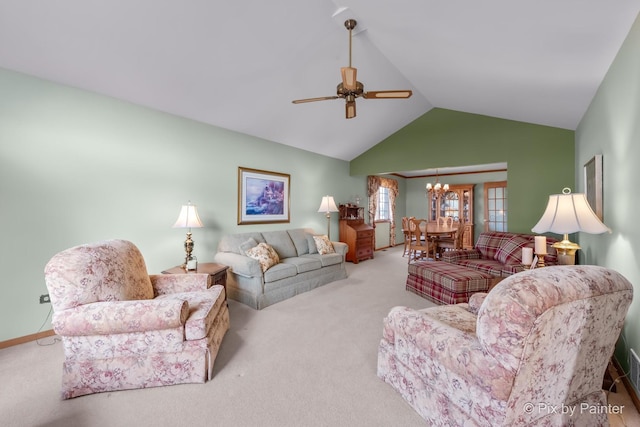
[
  {"left": 584, "top": 154, "right": 603, "bottom": 220},
  {"left": 238, "top": 167, "right": 290, "bottom": 225}
]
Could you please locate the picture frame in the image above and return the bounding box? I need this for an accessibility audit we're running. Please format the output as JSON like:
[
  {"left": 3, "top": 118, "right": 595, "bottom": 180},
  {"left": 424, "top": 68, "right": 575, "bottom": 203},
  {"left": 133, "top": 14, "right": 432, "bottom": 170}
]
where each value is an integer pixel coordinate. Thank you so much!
[
  {"left": 584, "top": 154, "right": 603, "bottom": 220},
  {"left": 238, "top": 167, "right": 290, "bottom": 225}
]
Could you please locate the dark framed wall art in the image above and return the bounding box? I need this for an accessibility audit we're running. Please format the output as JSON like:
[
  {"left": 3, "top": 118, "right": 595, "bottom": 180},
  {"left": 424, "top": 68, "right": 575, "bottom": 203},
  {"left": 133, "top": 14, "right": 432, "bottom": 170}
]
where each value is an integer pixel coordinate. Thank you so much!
[
  {"left": 584, "top": 154, "right": 603, "bottom": 220},
  {"left": 238, "top": 167, "right": 290, "bottom": 224}
]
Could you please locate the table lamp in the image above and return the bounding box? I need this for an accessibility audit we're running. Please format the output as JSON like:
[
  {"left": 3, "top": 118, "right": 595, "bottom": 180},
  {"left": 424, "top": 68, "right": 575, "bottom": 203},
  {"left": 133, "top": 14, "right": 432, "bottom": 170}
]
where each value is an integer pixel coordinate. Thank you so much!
[
  {"left": 532, "top": 188, "right": 611, "bottom": 265},
  {"left": 317, "top": 195, "right": 339, "bottom": 238},
  {"left": 173, "top": 201, "right": 204, "bottom": 270}
]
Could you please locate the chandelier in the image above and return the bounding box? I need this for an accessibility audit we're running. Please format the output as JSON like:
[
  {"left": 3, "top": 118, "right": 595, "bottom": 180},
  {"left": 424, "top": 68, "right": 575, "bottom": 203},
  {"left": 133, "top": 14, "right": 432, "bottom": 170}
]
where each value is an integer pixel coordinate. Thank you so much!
[{"left": 425, "top": 170, "right": 449, "bottom": 196}]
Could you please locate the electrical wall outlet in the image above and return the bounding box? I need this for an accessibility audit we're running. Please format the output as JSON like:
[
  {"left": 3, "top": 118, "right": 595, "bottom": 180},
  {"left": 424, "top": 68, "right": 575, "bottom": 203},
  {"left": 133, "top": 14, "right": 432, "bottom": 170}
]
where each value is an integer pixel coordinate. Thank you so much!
[{"left": 39, "top": 294, "right": 50, "bottom": 304}]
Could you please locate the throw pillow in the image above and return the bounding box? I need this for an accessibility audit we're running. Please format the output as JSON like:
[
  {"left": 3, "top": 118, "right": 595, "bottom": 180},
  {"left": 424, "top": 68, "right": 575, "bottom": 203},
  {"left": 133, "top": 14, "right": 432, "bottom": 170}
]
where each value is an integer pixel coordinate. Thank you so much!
[
  {"left": 494, "top": 235, "right": 530, "bottom": 265},
  {"left": 245, "top": 242, "right": 280, "bottom": 272},
  {"left": 313, "top": 235, "right": 335, "bottom": 255}
]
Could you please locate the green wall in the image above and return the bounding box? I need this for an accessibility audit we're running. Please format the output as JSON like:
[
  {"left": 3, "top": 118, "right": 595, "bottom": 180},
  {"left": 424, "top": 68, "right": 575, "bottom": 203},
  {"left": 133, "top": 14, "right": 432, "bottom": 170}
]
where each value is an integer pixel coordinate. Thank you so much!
[
  {"left": 576, "top": 14, "right": 640, "bottom": 374},
  {"left": 351, "top": 108, "right": 575, "bottom": 234},
  {"left": 0, "top": 68, "right": 364, "bottom": 342}
]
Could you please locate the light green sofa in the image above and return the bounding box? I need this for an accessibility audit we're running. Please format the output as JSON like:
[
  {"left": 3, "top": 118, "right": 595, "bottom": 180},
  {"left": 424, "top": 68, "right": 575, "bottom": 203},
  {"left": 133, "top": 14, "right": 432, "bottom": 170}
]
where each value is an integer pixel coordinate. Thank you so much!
[{"left": 214, "top": 228, "right": 348, "bottom": 309}]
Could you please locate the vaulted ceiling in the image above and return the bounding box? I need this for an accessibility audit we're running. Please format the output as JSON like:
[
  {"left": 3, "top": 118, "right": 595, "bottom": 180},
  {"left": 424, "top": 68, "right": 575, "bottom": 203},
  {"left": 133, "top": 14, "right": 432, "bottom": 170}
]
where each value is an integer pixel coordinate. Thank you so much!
[{"left": 1, "top": 1, "right": 639, "bottom": 161}]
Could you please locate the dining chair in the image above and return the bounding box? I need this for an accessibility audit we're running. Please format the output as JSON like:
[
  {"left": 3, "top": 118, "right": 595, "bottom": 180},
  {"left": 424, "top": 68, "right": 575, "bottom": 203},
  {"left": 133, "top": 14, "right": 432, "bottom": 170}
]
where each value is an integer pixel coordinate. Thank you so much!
[
  {"left": 408, "top": 218, "right": 436, "bottom": 263},
  {"left": 437, "top": 219, "right": 465, "bottom": 256},
  {"left": 401, "top": 217, "right": 412, "bottom": 257}
]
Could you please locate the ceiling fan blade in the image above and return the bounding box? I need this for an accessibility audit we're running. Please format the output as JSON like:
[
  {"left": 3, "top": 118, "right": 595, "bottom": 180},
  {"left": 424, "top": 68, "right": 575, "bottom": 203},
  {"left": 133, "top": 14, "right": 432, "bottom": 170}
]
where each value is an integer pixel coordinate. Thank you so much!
[
  {"left": 345, "top": 100, "right": 356, "bottom": 119},
  {"left": 363, "top": 90, "right": 413, "bottom": 99},
  {"left": 341, "top": 67, "right": 357, "bottom": 91},
  {"left": 292, "top": 96, "right": 340, "bottom": 104}
]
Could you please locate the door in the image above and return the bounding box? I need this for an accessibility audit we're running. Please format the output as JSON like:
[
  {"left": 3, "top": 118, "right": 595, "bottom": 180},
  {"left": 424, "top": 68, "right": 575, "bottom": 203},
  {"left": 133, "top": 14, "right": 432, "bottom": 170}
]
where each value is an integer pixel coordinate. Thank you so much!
[{"left": 484, "top": 181, "right": 507, "bottom": 232}]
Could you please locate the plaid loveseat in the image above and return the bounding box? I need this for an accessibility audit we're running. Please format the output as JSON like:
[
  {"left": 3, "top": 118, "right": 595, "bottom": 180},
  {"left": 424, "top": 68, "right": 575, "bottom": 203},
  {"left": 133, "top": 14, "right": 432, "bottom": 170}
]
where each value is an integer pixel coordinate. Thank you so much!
[{"left": 441, "top": 231, "right": 558, "bottom": 278}]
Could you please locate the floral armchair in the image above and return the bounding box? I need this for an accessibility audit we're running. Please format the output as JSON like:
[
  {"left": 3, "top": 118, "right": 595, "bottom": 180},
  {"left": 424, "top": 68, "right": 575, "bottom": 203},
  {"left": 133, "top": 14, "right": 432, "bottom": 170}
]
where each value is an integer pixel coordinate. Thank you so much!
[
  {"left": 378, "top": 265, "right": 633, "bottom": 426},
  {"left": 44, "top": 239, "right": 229, "bottom": 399}
]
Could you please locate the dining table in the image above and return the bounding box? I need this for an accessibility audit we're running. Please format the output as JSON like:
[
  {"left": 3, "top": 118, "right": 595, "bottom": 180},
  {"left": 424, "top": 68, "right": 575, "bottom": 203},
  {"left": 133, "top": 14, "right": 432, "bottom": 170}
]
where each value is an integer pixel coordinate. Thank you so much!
[{"left": 419, "top": 221, "right": 458, "bottom": 238}]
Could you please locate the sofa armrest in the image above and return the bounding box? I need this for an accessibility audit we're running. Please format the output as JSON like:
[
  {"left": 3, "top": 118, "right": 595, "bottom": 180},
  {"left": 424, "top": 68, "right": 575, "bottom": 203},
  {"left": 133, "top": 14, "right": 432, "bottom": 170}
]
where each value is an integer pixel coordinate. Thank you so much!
[
  {"left": 51, "top": 299, "right": 189, "bottom": 336},
  {"left": 441, "top": 249, "right": 482, "bottom": 263},
  {"left": 383, "top": 306, "right": 513, "bottom": 400},
  {"left": 468, "top": 293, "right": 489, "bottom": 314},
  {"left": 150, "top": 273, "right": 210, "bottom": 295},
  {"left": 214, "top": 252, "right": 262, "bottom": 277},
  {"left": 331, "top": 241, "right": 348, "bottom": 256}
]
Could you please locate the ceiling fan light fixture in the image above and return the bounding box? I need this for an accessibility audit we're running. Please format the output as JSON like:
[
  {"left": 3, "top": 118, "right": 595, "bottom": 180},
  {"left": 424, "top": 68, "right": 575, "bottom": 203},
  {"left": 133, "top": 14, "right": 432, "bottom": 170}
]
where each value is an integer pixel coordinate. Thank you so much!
[{"left": 346, "top": 100, "right": 356, "bottom": 119}]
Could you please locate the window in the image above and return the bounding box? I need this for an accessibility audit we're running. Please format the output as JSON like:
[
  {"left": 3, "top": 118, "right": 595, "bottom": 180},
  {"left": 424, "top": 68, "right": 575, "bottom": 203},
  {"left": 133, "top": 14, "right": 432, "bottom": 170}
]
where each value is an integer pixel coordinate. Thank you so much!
[{"left": 375, "top": 187, "right": 390, "bottom": 221}]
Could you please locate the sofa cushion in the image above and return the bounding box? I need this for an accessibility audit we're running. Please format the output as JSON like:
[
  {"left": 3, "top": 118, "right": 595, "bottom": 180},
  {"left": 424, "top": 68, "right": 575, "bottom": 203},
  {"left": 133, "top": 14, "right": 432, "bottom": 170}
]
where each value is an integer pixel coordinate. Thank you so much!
[
  {"left": 494, "top": 235, "right": 530, "bottom": 265},
  {"left": 287, "top": 228, "right": 311, "bottom": 256},
  {"left": 262, "top": 231, "right": 298, "bottom": 258},
  {"left": 306, "top": 234, "right": 318, "bottom": 254},
  {"left": 245, "top": 243, "right": 280, "bottom": 272},
  {"left": 474, "top": 232, "right": 514, "bottom": 260},
  {"left": 218, "top": 232, "right": 265, "bottom": 254},
  {"left": 239, "top": 237, "right": 259, "bottom": 253},
  {"left": 281, "top": 257, "right": 322, "bottom": 273},
  {"left": 456, "top": 259, "right": 505, "bottom": 277},
  {"left": 263, "top": 262, "right": 298, "bottom": 282},
  {"left": 313, "top": 235, "right": 335, "bottom": 254},
  {"left": 302, "top": 253, "right": 343, "bottom": 267}
]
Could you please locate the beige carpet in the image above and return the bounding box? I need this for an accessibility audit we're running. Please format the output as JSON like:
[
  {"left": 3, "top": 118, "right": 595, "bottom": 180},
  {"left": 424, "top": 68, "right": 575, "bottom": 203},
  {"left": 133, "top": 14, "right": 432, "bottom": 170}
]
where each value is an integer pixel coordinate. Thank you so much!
[
  {"left": 4, "top": 246, "right": 638, "bottom": 426},
  {"left": 0, "top": 246, "right": 432, "bottom": 427}
]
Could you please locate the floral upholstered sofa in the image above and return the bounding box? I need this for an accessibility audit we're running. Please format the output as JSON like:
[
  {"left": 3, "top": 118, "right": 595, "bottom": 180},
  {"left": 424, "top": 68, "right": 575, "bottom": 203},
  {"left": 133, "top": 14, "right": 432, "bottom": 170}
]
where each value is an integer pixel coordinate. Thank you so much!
[
  {"left": 441, "top": 231, "right": 558, "bottom": 278},
  {"left": 214, "top": 228, "right": 347, "bottom": 309},
  {"left": 378, "top": 265, "right": 633, "bottom": 426},
  {"left": 44, "top": 239, "right": 229, "bottom": 399}
]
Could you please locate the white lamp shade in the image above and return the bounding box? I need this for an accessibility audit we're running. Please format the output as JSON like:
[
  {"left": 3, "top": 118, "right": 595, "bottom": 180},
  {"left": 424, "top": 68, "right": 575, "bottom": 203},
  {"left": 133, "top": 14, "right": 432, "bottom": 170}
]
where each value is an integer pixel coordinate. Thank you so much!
[
  {"left": 317, "top": 196, "right": 339, "bottom": 213},
  {"left": 532, "top": 192, "right": 611, "bottom": 235},
  {"left": 172, "top": 203, "right": 204, "bottom": 228}
]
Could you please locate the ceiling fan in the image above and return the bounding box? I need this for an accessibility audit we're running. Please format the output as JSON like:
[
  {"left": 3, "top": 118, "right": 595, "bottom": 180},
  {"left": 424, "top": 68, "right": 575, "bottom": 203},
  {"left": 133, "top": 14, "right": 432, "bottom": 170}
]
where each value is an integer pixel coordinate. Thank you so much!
[{"left": 292, "top": 19, "right": 412, "bottom": 119}]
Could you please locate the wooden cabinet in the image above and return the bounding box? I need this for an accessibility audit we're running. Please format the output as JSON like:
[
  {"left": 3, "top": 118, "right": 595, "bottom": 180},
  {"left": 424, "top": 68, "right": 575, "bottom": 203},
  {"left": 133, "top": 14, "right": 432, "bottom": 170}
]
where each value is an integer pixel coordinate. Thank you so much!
[
  {"left": 338, "top": 205, "right": 374, "bottom": 264},
  {"left": 427, "top": 184, "right": 474, "bottom": 249}
]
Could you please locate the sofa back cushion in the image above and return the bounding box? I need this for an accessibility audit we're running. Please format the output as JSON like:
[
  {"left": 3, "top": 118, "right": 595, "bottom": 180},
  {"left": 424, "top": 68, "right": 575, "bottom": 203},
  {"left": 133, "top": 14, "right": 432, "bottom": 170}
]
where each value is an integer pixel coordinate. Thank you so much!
[
  {"left": 474, "top": 232, "right": 515, "bottom": 260},
  {"left": 476, "top": 265, "right": 633, "bottom": 374},
  {"left": 494, "top": 235, "right": 531, "bottom": 265},
  {"left": 218, "top": 232, "right": 266, "bottom": 254},
  {"left": 44, "top": 239, "right": 154, "bottom": 311},
  {"left": 262, "top": 230, "right": 298, "bottom": 258},
  {"left": 287, "top": 228, "right": 313, "bottom": 256}
]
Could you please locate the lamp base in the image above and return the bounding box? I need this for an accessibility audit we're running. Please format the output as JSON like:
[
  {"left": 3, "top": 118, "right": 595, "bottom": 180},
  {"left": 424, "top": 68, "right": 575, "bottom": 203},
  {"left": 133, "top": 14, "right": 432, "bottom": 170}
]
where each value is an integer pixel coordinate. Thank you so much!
[
  {"left": 552, "top": 234, "right": 580, "bottom": 265},
  {"left": 182, "top": 231, "right": 195, "bottom": 271}
]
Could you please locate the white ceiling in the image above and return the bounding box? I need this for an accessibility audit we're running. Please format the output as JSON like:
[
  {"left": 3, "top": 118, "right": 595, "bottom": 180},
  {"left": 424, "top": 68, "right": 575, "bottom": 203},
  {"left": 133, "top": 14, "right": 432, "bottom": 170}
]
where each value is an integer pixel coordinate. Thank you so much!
[{"left": 1, "top": 1, "right": 639, "bottom": 162}]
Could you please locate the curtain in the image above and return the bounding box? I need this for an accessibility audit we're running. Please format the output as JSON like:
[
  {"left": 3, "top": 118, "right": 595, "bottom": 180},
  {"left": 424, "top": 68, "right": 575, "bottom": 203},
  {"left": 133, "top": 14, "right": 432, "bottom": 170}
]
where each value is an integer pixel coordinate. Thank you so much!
[{"left": 367, "top": 175, "right": 399, "bottom": 247}]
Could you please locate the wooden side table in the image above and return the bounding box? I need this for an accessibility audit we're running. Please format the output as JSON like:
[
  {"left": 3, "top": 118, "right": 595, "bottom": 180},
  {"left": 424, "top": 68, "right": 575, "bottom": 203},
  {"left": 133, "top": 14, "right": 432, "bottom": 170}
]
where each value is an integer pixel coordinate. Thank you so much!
[{"left": 162, "top": 262, "right": 229, "bottom": 302}]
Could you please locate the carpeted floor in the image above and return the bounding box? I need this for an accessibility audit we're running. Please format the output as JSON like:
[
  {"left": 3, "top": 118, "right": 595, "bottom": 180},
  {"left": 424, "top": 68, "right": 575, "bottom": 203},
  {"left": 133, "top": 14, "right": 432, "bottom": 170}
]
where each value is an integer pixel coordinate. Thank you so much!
[
  {"left": 2, "top": 245, "right": 638, "bottom": 426},
  {"left": 0, "top": 246, "right": 431, "bottom": 427}
]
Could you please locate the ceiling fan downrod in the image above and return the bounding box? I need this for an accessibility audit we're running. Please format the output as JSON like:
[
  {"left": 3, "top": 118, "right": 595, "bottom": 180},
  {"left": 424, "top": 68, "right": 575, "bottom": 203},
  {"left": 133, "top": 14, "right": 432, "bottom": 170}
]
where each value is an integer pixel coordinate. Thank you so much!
[{"left": 345, "top": 19, "right": 356, "bottom": 68}]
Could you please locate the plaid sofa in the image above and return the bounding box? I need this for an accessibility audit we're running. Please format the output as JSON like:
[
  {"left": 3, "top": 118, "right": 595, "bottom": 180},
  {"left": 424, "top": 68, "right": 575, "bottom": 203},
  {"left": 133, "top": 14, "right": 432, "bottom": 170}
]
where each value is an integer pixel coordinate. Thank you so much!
[{"left": 441, "top": 231, "right": 558, "bottom": 278}]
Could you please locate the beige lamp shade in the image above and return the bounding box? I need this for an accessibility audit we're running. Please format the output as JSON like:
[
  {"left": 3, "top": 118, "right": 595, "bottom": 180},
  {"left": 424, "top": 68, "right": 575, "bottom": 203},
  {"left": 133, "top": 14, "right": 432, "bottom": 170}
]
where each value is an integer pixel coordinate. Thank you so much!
[
  {"left": 532, "top": 189, "right": 611, "bottom": 235},
  {"left": 317, "top": 196, "right": 339, "bottom": 213},
  {"left": 532, "top": 188, "right": 610, "bottom": 266},
  {"left": 172, "top": 202, "right": 204, "bottom": 229}
]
